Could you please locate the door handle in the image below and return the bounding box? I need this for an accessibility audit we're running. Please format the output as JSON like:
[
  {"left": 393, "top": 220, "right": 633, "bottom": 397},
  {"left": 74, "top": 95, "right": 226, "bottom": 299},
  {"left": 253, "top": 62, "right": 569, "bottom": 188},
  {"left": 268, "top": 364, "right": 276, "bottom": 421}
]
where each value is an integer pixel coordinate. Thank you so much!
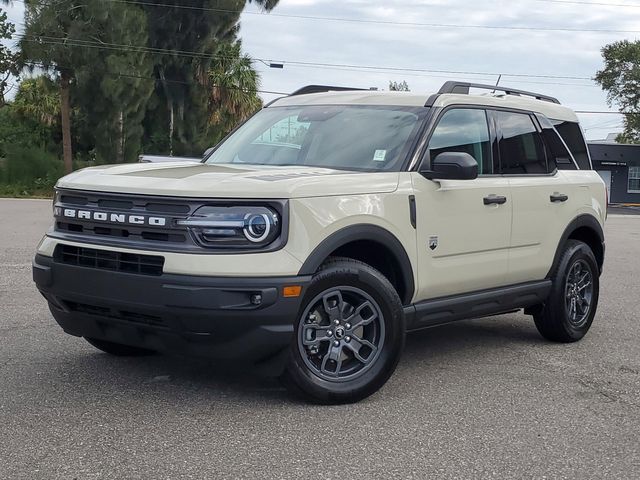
[
  {"left": 550, "top": 193, "right": 569, "bottom": 203},
  {"left": 483, "top": 195, "right": 507, "bottom": 205}
]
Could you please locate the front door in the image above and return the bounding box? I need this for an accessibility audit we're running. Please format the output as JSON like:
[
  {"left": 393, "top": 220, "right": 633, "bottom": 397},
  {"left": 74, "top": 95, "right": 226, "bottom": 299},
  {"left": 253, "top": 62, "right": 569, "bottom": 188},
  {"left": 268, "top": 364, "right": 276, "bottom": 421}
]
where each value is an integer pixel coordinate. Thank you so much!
[{"left": 411, "top": 108, "right": 512, "bottom": 301}]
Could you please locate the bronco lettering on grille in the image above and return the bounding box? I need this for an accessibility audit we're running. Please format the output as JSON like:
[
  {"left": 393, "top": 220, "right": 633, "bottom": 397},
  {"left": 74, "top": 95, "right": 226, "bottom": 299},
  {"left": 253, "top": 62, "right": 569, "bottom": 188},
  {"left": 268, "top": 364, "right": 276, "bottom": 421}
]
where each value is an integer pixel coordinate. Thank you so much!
[{"left": 55, "top": 207, "right": 167, "bottom": 227}]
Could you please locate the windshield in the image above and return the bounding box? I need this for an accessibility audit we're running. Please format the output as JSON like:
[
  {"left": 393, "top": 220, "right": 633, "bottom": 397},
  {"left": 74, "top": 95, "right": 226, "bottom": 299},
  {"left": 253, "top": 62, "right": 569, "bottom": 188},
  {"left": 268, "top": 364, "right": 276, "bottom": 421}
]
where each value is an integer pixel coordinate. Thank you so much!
[{"left": 205, "top": 105, "right": 426, "bottom": 172}]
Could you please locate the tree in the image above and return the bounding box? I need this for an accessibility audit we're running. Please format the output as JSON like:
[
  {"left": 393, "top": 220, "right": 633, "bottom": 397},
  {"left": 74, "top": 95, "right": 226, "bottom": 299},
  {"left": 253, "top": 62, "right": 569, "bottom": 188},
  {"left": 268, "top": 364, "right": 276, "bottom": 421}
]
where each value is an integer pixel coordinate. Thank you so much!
[
  {"left": 389, "top": 80, "right": 410, "bottom": 92},
  {"left": 0, "top": 9, "right": 18, "bottom": 107},
  {"left": 72, "top": 4, "right": 154, "bottom": 163},
  {"left": 13, "top": 0, "right": 103, "bottom": 173},
  {"left": 595, "top": 40, "right": 640, "bottom": 144},
  {"left": 207, "top": 41, "right": 262, "bottom": 145},
  {"left": 12, "top": 0, "right": 154, "bottom": 169},
  {"left": 141, "top": 0, "right": 279, "bottom": 156}
]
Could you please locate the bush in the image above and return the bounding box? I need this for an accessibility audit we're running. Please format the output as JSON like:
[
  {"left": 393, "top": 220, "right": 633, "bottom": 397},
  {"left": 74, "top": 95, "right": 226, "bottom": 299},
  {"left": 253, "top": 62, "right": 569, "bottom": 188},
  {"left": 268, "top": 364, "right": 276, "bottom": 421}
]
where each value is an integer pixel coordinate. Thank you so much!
[{"left": 0, "top": 145, "right": 64, "bottom": 197}]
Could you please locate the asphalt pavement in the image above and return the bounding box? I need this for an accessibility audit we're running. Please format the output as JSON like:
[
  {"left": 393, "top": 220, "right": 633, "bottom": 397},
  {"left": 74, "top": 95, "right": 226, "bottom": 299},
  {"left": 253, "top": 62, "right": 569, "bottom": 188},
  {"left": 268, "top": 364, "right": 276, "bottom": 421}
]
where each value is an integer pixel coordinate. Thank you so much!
[{"left": 1, "top": 198, "right": 639, "bottom": 479}]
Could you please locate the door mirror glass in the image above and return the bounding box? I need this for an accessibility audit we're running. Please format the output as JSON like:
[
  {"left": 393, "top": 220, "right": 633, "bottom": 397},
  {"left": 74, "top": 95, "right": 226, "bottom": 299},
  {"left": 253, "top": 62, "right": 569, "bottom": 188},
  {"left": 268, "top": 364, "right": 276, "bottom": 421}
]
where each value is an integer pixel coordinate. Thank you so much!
[{"left": 421, "top": 152, "right": 478, "bottom": 180}]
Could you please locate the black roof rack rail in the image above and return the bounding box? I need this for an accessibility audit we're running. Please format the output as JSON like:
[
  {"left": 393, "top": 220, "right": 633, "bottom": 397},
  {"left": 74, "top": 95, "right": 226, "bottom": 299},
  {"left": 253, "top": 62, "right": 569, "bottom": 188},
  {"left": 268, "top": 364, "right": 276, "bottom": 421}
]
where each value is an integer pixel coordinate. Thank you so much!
[
  {"left": 290, "top": 85, "right": 370, "bottom": 96},
  {"left": 437, "top": 81, "right": 561, "bottom": 104}
]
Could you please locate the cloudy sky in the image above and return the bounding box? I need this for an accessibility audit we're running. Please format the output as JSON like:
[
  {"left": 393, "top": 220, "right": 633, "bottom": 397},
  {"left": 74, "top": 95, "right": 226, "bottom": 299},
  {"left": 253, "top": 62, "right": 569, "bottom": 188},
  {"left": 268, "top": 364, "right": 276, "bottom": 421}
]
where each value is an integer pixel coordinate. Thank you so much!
[{"left": 3, "top": 0, "right": 640, "bottom": 139}]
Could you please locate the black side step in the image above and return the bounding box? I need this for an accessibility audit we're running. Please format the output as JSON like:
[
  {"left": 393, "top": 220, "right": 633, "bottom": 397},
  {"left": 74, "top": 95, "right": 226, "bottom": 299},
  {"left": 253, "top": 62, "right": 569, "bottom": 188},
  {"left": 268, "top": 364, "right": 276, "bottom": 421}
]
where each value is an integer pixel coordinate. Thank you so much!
[{"left": 404, "top": 280, "right": 552, "bottom": 331}]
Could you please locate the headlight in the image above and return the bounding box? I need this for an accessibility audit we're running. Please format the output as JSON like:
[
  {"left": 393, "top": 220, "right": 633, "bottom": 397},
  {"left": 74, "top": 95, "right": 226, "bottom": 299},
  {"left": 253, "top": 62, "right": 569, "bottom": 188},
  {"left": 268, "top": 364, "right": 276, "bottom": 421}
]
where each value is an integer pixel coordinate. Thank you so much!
[{"left": 177, "top": 205, "right": 281, "bottom": 249}]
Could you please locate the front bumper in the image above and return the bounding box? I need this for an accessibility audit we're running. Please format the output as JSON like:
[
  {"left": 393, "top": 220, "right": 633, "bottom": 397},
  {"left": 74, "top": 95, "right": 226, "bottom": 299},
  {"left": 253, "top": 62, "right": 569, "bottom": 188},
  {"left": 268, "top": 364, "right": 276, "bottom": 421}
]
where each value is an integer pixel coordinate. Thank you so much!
[{"left": 33, "top": 254, "right": 311, "bottom": 374}]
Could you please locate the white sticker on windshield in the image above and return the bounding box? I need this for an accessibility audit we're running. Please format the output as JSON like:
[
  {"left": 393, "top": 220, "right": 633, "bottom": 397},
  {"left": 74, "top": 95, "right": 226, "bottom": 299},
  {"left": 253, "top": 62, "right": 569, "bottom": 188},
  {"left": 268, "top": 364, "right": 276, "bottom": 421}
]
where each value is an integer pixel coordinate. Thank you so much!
[{"left": 373, "top": 149, "right": 387, "bottom": 162}]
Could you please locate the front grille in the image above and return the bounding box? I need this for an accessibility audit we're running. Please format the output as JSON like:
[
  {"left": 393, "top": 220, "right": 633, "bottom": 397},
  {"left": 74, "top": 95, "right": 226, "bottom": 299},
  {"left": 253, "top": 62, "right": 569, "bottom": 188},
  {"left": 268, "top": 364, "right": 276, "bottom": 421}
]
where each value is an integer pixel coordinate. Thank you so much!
[
  {"left": 55, "top": 245, "right": 164, "bottom": 276},
  {"left": 53, "top": 189, "right": 196, "bottom": 250}
]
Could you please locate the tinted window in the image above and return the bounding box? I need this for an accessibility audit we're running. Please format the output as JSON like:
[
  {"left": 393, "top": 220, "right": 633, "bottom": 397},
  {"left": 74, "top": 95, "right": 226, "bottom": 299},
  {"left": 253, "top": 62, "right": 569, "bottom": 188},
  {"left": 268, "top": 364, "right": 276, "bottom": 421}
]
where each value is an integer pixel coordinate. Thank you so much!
[
  {"left": 495, "top": 111, "right": 547, "bottom": 174},
  {"left": 537, "top": 115, "right": 576, "bottom": 170},
  {"left": 629, "top": 166, "right": 640, "bottom": 193},
  {"left": 428, "top": 108, "right": 493, "bottom": 174},
  {"left": 552, "top": 120, "right": 591, "bottom": 169}
]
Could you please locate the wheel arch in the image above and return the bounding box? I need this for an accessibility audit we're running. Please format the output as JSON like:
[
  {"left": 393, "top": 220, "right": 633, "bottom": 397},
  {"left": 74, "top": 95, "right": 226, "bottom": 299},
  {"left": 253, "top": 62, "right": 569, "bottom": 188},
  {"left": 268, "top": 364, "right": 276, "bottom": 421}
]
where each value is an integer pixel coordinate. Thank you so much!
[
  {"left": 548, "top": 214, "right": 605, "bottom": 277},
  {"left": 298, "top": 224, "right": 415, "bottom": 305}
]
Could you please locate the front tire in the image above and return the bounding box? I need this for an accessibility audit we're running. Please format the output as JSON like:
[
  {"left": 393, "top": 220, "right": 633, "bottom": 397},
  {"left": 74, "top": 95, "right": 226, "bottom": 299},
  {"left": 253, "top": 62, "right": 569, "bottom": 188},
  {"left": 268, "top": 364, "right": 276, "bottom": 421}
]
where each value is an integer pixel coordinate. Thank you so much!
[
  {"left": 534, "top": 240, "right": 600, "bottom": 342},
  {"left": 281, "top": 257, "right": 405, "bottom": 404},
  {"left": 84, "top": 337, "right": 156, "bottom": 356}
]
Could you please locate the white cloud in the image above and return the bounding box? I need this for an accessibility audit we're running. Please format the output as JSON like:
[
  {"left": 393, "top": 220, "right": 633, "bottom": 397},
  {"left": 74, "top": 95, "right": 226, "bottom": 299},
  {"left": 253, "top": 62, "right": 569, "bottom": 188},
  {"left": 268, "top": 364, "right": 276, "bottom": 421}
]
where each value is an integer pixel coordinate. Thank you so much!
[{"left": 240, "top": 0, "right": 640, "bottom": 138}]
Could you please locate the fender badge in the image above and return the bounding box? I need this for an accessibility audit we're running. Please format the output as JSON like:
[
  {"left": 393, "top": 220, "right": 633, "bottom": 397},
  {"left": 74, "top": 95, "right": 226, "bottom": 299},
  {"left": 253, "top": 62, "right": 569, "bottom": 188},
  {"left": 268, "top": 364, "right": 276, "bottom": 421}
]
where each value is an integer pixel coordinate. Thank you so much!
[{"left": 429, "top": 236, "right": 438, "bottom": 251}]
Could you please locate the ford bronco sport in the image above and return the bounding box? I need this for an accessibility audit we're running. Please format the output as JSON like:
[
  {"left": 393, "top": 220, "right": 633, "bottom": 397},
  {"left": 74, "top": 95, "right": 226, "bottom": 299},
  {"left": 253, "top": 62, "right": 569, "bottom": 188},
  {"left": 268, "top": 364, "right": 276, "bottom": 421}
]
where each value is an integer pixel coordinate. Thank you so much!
[{"left": 33, "top": 81, "right": 606, "bottom": 404}]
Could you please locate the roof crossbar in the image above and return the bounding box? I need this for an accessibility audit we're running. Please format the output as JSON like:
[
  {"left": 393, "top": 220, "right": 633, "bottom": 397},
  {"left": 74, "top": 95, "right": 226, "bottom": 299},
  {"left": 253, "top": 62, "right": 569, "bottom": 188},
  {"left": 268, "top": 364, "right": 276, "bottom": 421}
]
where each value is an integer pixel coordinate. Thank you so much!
[
  {"left": 437, "top": 81, "right": 561, "bottom": 104},
  {"left": 290, "top": 85, "right": 369, "bottom": 96}
]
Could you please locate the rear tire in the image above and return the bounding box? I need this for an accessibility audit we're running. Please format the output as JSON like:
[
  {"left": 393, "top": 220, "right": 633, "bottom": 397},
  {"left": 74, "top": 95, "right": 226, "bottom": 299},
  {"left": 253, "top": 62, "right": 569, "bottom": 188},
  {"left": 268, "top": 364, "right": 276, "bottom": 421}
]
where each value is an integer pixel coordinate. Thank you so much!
[
  {"left": 534, "top": 240, "right": 599, "bottom": 342},
  {"left": 84, "top": 337, "right": 156, "bottom": 356},
  {"left": 281, "top": 257, "right": 405, "bottom": 404}
]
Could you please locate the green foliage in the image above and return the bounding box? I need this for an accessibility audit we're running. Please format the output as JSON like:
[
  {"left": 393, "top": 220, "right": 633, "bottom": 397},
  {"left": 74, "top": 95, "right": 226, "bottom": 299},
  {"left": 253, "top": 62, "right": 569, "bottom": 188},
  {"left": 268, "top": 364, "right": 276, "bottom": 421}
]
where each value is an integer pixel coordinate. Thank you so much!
[
  {"left": 12, "top": 75, "right": 60, "bottom": 126},
  {"left": 0, "top": 0, "right": 279, "bottom": 195},
  {"left": 73, "top": 3, "right": 154, "bottom": 163},
  {"left": 208, "top": 41, "right": 262, "bottom": 145},
  {"left": 595, "top": 40, "right": 640, "bottom": 144},
  {"left": 0, "top": 144, "right": 63, "bottom": 196},
  {"left": 0, "top": 9, "right": 18, "bottom": 106},
  {"left": 0, "top": 102, "right": 57, "bottom": 156},
  {"left": 141, "top": 0, "right": 278, "bottom": 156},
  {"left": 389, "top": 80, "right": 410, "bottom": 92}
]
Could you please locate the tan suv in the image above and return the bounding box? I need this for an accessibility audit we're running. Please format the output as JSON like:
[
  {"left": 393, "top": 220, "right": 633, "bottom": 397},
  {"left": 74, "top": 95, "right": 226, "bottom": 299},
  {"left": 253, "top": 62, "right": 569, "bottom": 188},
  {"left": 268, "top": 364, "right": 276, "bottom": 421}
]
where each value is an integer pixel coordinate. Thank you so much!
[{"left": 33, "top": 81, "right": 607, "bottom": 403}]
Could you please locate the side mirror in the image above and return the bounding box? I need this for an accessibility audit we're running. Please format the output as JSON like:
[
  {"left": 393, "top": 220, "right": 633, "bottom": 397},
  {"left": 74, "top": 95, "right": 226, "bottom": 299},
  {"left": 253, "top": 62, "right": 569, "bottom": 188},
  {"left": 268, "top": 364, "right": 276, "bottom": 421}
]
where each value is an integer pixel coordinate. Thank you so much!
[
  {"left": 203, "top": 147, "right": 215, "bottom": 158},
  {"left": 421, "top": 152, "right": 478, "bottom": 180}
]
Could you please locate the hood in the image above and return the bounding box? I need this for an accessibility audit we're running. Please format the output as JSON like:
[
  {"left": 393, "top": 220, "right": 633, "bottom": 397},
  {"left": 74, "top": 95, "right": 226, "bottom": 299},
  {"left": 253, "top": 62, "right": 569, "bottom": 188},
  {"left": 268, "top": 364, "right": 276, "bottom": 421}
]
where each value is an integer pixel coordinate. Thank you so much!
[{"left": 56, "top": 162, "right": 400, "bottom": 199}]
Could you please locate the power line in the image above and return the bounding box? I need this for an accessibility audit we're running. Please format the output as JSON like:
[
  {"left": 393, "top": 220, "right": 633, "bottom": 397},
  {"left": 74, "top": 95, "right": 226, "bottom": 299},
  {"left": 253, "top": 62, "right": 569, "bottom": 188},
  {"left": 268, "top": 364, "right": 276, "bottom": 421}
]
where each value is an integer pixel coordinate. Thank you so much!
[
  {"left": 14, "top": 0, "right": 640, "bottom": 34},
  {"left": 18, "top": 34, "right": 597, "bottom": 82},
  {"left": 19, "top": 62, "right": 638, "bottom": 114},
  {"left": 21, "top": 60, "right": 290, "bottom": 95},
  {"left": 533, "top": 0, "right": 640, "bottom": 7}
]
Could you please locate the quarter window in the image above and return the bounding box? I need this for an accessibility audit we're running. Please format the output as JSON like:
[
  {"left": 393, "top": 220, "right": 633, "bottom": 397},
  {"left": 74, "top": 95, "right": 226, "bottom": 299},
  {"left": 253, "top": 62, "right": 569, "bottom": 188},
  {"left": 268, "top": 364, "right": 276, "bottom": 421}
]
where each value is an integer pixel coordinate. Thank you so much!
[
  {"left": 629, "top": 166, "right": 640, "bottom": 193},
  {"left": 495, "top": 111, "right": 548, "bottom": 174},
  {"left": 428, "top": 108, "right": 493, "bottom": 174}
]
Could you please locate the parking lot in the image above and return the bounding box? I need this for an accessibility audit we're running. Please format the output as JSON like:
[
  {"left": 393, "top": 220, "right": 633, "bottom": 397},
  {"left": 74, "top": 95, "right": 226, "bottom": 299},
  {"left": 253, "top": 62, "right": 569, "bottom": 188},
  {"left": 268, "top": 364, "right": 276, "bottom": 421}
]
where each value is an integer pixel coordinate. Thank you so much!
[{"left": 1, "top": 198, "right": 639, "bottom": 479}]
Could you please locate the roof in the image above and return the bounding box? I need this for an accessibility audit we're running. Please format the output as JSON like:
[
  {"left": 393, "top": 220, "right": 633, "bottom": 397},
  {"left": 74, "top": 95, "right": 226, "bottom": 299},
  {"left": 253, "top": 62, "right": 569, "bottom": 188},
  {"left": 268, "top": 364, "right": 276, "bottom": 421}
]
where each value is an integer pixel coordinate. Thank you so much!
[{"left": 269, "top": 90, "right": 579, "bottom": 123}]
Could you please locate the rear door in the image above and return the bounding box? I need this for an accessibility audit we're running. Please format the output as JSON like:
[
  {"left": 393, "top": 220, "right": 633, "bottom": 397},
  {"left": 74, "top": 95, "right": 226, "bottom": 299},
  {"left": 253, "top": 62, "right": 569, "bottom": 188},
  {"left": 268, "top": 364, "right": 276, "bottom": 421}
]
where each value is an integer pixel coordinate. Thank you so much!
[
  {"left": 491, "top": 110, "right": 582, "bottom": 284},
  {"left": 411, "top": 107, "right": 512, "bottom": 301}
]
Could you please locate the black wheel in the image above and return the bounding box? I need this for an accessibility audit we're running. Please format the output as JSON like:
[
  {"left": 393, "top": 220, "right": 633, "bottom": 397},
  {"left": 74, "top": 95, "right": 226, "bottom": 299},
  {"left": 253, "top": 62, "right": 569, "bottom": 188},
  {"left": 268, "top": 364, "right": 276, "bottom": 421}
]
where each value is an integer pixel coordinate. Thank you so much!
[
  {"left": 281, "top": 257, "right": 405, "bottom": 404},
  {"left": 84, "top": 337, "right": 156, "bottom": 356},
  {"left": 534, "top": 240, "right": 600, "bottom": 342}
]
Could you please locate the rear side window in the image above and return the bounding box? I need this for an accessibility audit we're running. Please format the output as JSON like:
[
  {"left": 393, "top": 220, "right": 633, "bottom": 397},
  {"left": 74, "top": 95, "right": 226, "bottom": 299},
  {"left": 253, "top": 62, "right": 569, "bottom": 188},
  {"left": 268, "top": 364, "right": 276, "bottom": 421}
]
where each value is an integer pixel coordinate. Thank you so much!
[
  {"left": 537, "top": 115, "right": 577, "bottom": 170},
  {"left": 551, "top": 120, "right": 591, "bottom": 170},
  {"left": 428, "top": 108, "right": 494, "bottom": 174},
  {"left": 494, "top": 111, "right": 548, "bottom": 174}
]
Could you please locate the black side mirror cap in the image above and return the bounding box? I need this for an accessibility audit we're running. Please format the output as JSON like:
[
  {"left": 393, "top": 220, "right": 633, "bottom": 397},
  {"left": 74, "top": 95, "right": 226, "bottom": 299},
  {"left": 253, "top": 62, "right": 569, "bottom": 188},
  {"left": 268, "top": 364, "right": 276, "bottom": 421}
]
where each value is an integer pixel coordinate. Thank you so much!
[{"left": 420, "top": 152, "right": 479, "bottom": 180}]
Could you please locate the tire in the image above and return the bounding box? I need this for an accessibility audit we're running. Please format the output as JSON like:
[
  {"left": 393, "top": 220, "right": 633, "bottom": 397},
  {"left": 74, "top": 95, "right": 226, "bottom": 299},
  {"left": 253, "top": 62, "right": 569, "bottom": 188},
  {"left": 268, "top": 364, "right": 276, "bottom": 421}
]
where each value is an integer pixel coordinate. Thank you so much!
[
  {"left": 84, "top": 337, "right": 156, "bottom": 357},
  {"left": 534, "top": 240, "right": 600, "bottom": 343},
  {"left": 281, "top": 257, "right": 405, "bottom": 404}
]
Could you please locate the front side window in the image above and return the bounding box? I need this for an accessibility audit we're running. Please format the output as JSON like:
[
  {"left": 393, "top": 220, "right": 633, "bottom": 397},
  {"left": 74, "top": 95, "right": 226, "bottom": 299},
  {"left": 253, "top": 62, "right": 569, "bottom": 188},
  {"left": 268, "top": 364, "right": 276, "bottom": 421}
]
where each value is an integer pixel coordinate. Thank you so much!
[
  {"left": 495, "top": 111, "right": 548, "bottom": 174},
  {"left": 205, "top": 105, "right": 425, "bottom": 172},
  {"left": 427, "top": 108, "right": 493, "bottom": 174},
  {"left": 629, "top": 166, "right": 640, "bottom": 193}
]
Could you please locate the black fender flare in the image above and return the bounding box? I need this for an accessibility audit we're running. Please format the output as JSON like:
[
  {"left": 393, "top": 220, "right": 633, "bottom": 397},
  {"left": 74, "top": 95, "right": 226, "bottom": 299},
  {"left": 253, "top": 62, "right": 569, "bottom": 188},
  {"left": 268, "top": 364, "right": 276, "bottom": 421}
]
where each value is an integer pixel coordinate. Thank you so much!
[
  {"left": 547, "top": 214, "right": 605, "bottom": 277},
  {"left": 298, "top": 224, "right": 415, "bottom": 305}
]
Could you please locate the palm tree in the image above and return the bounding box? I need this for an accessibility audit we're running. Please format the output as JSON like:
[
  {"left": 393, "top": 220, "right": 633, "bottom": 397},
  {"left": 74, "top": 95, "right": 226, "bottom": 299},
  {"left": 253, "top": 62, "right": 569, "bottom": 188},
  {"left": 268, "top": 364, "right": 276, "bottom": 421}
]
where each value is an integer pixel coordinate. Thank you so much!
[{"left": 208, "top": 41, "right": 262, "bottom": 144}]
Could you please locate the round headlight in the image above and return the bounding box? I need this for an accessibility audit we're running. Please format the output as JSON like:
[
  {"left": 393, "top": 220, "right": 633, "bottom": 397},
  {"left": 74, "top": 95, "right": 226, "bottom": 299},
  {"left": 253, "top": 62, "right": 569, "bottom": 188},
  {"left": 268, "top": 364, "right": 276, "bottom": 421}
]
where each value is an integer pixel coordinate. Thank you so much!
[{"left": 244, "top": 213, "right": 272, "bottom": 243}]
